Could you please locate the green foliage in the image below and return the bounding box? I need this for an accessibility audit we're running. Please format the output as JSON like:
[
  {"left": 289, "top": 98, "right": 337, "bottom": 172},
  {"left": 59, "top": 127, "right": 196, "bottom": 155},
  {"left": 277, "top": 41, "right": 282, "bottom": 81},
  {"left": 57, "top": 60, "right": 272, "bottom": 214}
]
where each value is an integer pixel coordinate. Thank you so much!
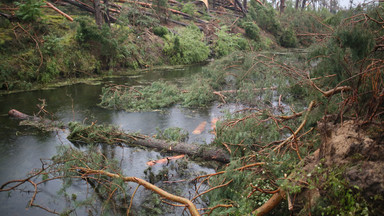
[
  {"left": 50, "top": 145, "right": 128, "bottom": 215},
  {"left": 154, "top": 0, "right": 169, "bottom": 23},
  {"left": 310, "top": 166, "right": 370, "bottom": 216},
  {"left": 244, "top": 22, "right": 260, "bottom": 42},
  {"left": 182, "top": 77, "right": 215, "bottom": 107},
  {"left": 156, "top": 127, "right": 189, "bottom": 142},
  {"left": 40, "top": 58, "right": 60, "bottom": 83},
  {"left": 67, "top": 121, "right": 130, "bottom": 144},
  {"left": 153, "top": 26, "right": 169, "bottom": 37},
  {"left": 120, "top": 5, "right": 159, "bottom": 28},
  {"left": 279, "top": 27, "right": 298, "bottom": 48},
  {"left": 213, "top": 26, "right": 245, "bottom": 57},
  {"left": 163, "top": 26, "right": 210, "bottom": 64},
  {"left": 181, "top": 2, "right": 197, "bottom": 16},
  {"left": 248, "top": 2, "right": 282, "bottom": 37},
  {"left": 337, "top": 25, "right": 375, "bottom": 60},
  {"left": 15, "top": 0, "right": 44, "bottom": 22},
  {"left": 99, "top": 82, "right": 182, "bottom": 111},
  {"left": 311, "top": 23, "right": 375, "bottom": 85}
]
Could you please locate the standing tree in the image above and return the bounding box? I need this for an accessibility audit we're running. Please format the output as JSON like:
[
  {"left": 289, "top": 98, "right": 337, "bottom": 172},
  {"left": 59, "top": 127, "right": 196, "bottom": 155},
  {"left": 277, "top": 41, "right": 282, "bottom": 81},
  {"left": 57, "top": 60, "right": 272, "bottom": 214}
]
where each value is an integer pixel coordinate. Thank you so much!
[
  {"left": 295, "top": 0, "right": 300, "bottom": 9},
  {"left": 280, "top": 0, "right": 286, "bottom": 12},
  {"left": 94, "top": 0, "right": 103, "bottom": 27}
]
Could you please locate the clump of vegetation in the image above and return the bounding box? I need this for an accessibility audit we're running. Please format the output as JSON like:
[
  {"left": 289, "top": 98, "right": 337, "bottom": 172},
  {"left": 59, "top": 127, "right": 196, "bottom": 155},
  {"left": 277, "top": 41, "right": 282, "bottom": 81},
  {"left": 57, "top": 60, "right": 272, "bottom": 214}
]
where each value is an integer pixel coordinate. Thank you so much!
[
  {"left": 248, "top": 2, "right": 282, "bottom": 37},
  {"left": 67, "top": 121, "right": 132, "bottom": 144},
  {"left": 99, "top": 82, "right": 182, "bottom": 111},
  {"left": 181, "top": 2, "right": 197, "bottom": 16},
  {"left": 309, "top": 165, "right": 370, "bottom": 216},
  {"left": 155, "top": 127, "right": 189, "bottom": 142},
  {"left": 243, "top": 22, "right": 260, "bottom": 42},
  {"left": 279, "top": 27, "right": 297, "bottom": 48},
  {"left": 153, "top": 26, "right": 168, "bottom": 37},
  {"left": 213, "top": 26, "right": 246, "bottom": 57},
  {"left": 15, "top": 0, "right": 45, "bottom": 22},
  {"left": 163, "top": 25, "right": 210, "bottom": 65},
  {"left": 182, "top": 77, "right": 215, "bottom": 107}
]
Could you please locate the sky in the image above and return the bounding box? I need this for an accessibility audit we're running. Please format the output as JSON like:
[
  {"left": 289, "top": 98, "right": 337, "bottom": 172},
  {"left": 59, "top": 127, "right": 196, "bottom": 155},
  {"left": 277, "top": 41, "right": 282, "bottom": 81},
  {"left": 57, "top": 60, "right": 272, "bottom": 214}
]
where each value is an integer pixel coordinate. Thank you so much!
[{"left": 339, "top": 0, "right": 374, "bottom": 8}]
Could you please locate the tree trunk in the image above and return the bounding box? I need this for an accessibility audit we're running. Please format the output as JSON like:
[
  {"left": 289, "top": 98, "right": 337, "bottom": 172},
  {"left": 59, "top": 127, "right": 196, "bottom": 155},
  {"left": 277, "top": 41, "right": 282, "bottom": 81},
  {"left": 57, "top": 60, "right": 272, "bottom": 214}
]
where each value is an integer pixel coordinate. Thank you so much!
[
  {"left": 280, "top": 0, "right": 285, "bottom": 13},
  {"left": 8, "top": 109, "right": 230, "bottom": 163},
  {"left": 301, "top": 0, "right": 307, "bottom": 9},
  {"left": 94, "top": 0, "right": 103, "bottom": 27},
  {"left": 104, "top": 0, "right": 111, "bottom": 26}
]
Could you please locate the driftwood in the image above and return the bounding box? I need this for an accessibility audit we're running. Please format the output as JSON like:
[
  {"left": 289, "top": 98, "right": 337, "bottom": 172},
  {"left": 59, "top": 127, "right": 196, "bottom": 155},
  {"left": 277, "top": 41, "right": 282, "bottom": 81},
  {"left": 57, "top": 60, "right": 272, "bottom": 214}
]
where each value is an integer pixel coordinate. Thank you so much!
[{"left": 8, "top": 109, "right": 230, "bottom": 163}]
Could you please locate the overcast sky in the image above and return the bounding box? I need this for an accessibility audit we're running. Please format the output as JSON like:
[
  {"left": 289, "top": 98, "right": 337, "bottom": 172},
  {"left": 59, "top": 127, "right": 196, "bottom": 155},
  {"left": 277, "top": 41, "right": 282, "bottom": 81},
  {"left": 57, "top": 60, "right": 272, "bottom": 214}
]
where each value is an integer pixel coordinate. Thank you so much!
[{"left": 339, "top": 0, "right": 374, "bottom": 8}]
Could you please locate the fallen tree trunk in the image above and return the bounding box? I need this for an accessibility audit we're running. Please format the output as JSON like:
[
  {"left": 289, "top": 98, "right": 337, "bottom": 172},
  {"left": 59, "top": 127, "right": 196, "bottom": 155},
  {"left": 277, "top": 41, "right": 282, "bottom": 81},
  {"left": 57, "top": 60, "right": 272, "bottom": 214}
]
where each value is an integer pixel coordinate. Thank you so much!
[
  {"left": 8, "top": 109, "right": 230, "bottom": 163},
  {"left": 45, "top": 1, "right": 73, "bottom": 22},
  {"left": 117, "top": 0, "right": 208, "bottom": 23},
  {"left": 133, "top": 136, "right": 230, "bottom": 162}
]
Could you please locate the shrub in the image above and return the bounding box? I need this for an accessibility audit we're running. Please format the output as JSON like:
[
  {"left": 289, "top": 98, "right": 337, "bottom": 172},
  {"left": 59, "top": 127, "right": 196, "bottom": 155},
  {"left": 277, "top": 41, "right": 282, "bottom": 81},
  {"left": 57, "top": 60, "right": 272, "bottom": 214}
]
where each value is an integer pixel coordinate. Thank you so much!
[
  {"left": 181, "top": 2, "right": 197, "bottom": 16},
  {"left": 163, "top": 26, "right": 210, "bottom": 64},
  {"left": 244, "top": 22, "right": 260, "bottom": 41},
  {"left": 182, "top": 78, "right": 214, "bottom": 107},
  {"left": 214, "top": 26, "right": 244, "bottom": 57},
  {"left": 15, "top": 0, "right": 44, "bottom": 22},
  {"left": 153, "top": 26, "right": 168, "bottom": 37},
  {"left": 279, "top": 27, "right": 297, "bottom": 48},
  {"left": 248, "top": 2, "right": 282, "bottom": 37}
]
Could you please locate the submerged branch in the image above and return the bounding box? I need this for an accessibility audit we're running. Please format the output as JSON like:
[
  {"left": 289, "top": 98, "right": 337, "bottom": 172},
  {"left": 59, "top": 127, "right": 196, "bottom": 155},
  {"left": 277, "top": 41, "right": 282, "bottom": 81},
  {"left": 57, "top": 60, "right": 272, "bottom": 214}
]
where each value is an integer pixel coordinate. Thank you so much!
[{"left": 77, "top": 167, "right": 200, "bottom": 216}]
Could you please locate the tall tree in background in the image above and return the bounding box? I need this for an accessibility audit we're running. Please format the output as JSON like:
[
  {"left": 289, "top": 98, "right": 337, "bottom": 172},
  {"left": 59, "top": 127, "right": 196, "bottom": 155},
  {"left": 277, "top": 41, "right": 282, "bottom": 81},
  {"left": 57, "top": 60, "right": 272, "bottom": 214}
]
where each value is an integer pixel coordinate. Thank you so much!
[
  {"left": 301, "top": 0, "right": 307, "bottom": 9},
  {"left": 93, "top": 0, "right": 103, "bottom": 27},
  {"left": 280, "top": 0, "right": 286, "bottom": 12},
  {"left": 295, "top": 0, "right": 300, "bottom": 9},
  {"left": 155, "top": 0, "right": 169, "bottom": 23}
]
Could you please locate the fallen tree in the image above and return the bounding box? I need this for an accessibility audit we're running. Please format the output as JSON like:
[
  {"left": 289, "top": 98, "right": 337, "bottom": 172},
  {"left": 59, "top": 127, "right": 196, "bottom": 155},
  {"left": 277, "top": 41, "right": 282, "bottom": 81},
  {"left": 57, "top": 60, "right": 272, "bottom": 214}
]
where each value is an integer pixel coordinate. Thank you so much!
[
  {"left": 8, "top": 109, "right": 230, "bottom": 163},
  {"left": 0, "top": 144, "right": 201, "bottom": 216}
]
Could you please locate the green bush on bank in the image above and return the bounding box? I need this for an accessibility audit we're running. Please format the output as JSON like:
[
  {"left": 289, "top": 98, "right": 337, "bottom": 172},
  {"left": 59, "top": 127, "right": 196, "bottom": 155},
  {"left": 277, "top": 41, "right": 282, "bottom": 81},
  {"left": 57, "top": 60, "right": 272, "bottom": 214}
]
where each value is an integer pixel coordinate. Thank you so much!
[
  {"left": 248, "top": 2, "right": 282, "bottom": 37},
  {"left": 243, "top": 22, "right": 260, "bottom": 42},
  {"left": 163, "top": 25, "right": 210, "bottom": 65},
  {"left": 15, "top": 0, "right": 45, "bottom": 22},
  {"left": 214, "top": 26, "right": 247, "bottom": 57},
  {"left": 279, "top": 27, "right": 298, "bottom": 48}
]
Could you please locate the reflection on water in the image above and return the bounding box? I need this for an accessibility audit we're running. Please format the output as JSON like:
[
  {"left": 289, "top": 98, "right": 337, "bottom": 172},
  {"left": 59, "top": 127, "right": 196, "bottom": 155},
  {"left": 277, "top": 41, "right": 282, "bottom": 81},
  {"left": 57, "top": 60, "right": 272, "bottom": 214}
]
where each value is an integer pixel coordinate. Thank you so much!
[{"left": 0, "top": 66, "right": 232, "bottom": 215}]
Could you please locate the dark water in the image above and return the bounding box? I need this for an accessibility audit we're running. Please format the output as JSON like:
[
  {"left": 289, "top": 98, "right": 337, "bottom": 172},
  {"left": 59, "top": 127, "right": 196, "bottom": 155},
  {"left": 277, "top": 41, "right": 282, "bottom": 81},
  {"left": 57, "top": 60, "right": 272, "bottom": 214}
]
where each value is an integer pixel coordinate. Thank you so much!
[{"left": 0, "top": 66, "right": 234, "bottom": 215}]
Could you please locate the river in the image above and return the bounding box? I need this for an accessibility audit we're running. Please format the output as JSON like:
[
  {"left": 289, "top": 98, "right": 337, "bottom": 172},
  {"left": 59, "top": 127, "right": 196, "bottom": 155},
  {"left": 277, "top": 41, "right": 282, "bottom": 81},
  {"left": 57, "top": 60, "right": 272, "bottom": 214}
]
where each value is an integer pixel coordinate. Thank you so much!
[{"left": 0, "top": 66, "right": 234, "bottom": 215}]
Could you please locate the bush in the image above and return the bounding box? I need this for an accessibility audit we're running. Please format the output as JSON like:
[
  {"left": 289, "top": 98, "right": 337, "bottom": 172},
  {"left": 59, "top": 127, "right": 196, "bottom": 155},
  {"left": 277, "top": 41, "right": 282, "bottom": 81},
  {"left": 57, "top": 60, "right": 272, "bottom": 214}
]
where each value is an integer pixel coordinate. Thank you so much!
[
  {"left": 163, "top": 25, "right": 210, "bottom": 64},
  {"left": 15, "top": 0, "right": 44, "bottom": 22},
  {"left": 279, "top": 27, "right": 297, "bottom": 48},
  {"left": 181, "top": 2, "right": 197, "bottom": 16},
  {"left": 248, "top": 2, "right": 282, "bottom": 37},
  {"left": 153, "top": 26, "right": 168, "bottom": 37},
  {"left": 244, "top": 22, "right": 260, "bottom": 41},
  {"left": 182, "top": 78, "right": 214, "bottom": 107},
  {"left": 214, "top": 26, "right": 244, "bottom": 57}
]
